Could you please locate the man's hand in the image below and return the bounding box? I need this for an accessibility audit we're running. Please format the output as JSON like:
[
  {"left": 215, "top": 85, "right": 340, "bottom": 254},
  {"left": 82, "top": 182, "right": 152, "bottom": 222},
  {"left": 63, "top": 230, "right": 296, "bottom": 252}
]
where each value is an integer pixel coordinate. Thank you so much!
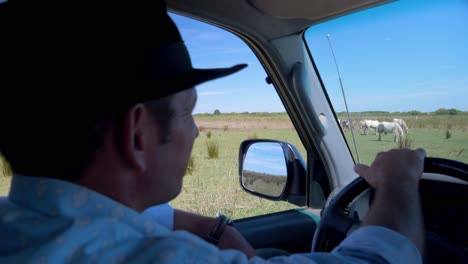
[
  {"left": 218, "top": 226, "right": 256, "bottom": 258},
  {"left": 354, "top": 148, "right": 426, "bottom": 191},
  {"left": 354, "top": 148, "right": 426, "bottom": 254}
]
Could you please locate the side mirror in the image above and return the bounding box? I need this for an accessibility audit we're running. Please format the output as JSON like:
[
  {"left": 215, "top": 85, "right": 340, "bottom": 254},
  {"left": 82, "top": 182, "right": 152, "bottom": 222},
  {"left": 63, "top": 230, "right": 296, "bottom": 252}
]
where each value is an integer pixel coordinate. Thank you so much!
[
  {"left": 241, "top": 141, "right": 287, "bottom": 198},
  {"left": 238, "top": 139, "right": 307, "bottom": 206}
]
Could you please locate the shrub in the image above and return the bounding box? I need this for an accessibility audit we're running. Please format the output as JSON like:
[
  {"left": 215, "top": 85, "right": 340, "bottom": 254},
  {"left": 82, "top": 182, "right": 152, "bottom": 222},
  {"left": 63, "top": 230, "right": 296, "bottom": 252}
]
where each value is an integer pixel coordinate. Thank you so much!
[
  {"left": 408, "top": 110, "right": 422, "bottom": 115},
  {"left": 445, "top": 130, "right": 451, "bottom": 139},
  {"left": 448, "top": 108, "right": 461, "bottom": 115},
  {"left": 185, "top": 155, "right": 195, "bottom": 176},
  {"left": 433, "top": 108, "right": 460, "bottom": 115},
  {"left": 206, "top": 131, "right": 212, "bottom": 139},
  {"left": 247, "top": 133, "right": 258, "bottom": 139},
  {"left": 434, "top": 108, "right": 449, "bottom": 115},
  {"left": 206, "top": 140, "right": 219, "bottom": 159},
  {"left": 397, "top": 136, "right": 413, "bottom": 149},
  {"left": 213, "top": 109, "right": 221, "bottom": 115}
]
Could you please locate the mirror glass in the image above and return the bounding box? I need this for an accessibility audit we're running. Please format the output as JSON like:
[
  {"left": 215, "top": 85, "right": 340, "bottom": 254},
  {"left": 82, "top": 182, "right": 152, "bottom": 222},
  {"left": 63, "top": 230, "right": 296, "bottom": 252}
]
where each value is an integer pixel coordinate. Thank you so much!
[{"left": 242, "top": 142, "right": 287, "bottom": 197}]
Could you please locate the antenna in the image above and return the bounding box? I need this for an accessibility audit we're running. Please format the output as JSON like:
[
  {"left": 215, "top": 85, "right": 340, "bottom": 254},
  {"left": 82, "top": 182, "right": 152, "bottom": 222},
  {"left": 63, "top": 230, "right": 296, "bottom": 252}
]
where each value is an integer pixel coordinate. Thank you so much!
[{"left": 326, "top": 34, "right": 360, "bottom": 163}]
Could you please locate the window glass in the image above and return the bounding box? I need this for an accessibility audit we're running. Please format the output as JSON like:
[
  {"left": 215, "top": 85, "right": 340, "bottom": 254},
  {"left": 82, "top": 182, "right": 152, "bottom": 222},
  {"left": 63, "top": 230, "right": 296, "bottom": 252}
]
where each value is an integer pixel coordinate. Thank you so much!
[
  {"left": 169, "top": 13, "right": 306, "bottom": 219},
  {"left": 305, "top": 0, "right": 468, "bottom": 165}
]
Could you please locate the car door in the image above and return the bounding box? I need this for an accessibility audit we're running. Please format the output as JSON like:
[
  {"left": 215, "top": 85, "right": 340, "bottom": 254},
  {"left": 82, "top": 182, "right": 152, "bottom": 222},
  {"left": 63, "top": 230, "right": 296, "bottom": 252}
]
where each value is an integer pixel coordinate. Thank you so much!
[{"left": 167, "top": 12, "right": 333, "bottom": 254}]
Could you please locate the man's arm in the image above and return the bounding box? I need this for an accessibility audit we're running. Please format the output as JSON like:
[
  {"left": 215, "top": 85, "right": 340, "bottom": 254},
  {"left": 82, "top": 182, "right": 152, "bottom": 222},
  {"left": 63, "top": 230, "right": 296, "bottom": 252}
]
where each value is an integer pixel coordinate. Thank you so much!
[
  {"left": 354, "top": 148, "right": 425, "bottom": 253},
  {"left": 173, "top": 209, "right": 256, "bottom": 258}
]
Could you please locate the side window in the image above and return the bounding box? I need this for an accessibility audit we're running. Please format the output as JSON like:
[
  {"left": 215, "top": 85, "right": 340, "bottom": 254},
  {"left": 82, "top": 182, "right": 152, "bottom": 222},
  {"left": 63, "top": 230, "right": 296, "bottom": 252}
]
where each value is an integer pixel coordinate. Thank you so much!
[{"left": 169, "top": 13, "right": 305, "bottom": 219}]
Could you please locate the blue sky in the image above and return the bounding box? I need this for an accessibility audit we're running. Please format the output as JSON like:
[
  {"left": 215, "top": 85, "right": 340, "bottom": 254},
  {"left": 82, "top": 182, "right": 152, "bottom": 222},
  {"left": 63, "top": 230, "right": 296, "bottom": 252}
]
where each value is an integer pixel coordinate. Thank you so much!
[
  {"left": 170, "top": 12, "right": 284, "bottom": 114},
  {"left": 171, "top": 0, "right": 468, "bottom": 114},
  {"left": 243, "top": 143, "right": 287, "bottom": 176}
]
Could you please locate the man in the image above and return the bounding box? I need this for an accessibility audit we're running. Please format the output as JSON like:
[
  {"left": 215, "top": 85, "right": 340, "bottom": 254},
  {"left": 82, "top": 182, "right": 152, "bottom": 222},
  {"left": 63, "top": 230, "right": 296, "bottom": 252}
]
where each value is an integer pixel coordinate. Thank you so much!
[{"left": 0, "top": 0, "right": 423, "bottom": 263}]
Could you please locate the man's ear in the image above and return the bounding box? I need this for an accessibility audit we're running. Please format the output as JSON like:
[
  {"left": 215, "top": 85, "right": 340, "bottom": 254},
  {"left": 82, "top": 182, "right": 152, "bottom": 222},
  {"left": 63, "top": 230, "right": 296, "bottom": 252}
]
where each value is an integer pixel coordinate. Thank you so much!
[{"left": 118, "top": 104, "right": 155, "bottom": 173}]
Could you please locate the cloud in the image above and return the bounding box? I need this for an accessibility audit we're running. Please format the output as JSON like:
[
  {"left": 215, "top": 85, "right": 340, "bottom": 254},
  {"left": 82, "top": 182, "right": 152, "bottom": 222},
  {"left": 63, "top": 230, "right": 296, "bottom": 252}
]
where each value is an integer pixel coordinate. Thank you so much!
[
  {"left": 244, "top": 157, "right": 287, "bottom": 175},
  {"left": 252, "top": 144, "right": 283, "bottom": 152}
]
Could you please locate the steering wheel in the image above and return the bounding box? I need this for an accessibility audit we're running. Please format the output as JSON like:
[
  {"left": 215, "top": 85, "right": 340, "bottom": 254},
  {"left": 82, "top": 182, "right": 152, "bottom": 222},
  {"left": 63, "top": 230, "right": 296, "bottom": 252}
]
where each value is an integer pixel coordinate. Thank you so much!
[{"left": 311, "top": 157, "right": 468, "bottom": 252}]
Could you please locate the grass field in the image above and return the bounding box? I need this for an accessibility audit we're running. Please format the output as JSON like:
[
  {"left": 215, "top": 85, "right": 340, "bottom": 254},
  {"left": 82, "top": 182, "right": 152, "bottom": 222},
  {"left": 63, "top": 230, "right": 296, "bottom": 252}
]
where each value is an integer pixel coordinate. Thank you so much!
[
  {"left": 1, "top": 113, "right": 467, "bottom": 219},
  {"left": 243, "top": 171, "right": 287, "bottom": 197},
  {"left": 345, "top": 128, "right": 468, "bottom": 165},
  {"left": 169, "top": 128, "right": 303, "bottom": 219}
]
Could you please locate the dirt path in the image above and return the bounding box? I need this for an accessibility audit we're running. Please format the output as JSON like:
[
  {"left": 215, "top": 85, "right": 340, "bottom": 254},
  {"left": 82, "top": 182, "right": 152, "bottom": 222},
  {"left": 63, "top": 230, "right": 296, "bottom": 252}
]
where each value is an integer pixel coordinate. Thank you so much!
[{"left": 196, "top": 120, "right": 294, "bottom": 130}]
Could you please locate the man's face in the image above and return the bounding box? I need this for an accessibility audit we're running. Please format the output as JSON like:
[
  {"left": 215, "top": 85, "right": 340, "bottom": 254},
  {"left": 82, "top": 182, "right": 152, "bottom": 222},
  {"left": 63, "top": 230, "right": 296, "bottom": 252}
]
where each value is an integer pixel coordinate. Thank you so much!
[{"left": 146, "top": 88, "right": 199, "bottom": 203}]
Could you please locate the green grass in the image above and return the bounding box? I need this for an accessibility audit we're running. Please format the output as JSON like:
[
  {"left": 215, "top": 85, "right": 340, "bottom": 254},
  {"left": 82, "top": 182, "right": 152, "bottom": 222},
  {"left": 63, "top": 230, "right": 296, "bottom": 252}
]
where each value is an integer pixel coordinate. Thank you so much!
[
  {"left": 247, "top": 133, "right": 258, "bottom": 139},
  {"left": 0, "top": 153, "right": 12, "bottom": 177},
  {"left": 0, "top": 177, "right": 10, "bottom": 195},
  {"left": 1, "top": 113, "right": 467, "bottom": 220},
  {"left": 345, "top": 128, "right": 468, "bottom": 165},
  {"left": 243, "top": 171, "right": 286, "bottom": 197},
  {"left": 170, "top": 129, "right": 303, "bottom": 219},
  {"left": 337, "top": 114, "right": 468, "bottom": 130}
]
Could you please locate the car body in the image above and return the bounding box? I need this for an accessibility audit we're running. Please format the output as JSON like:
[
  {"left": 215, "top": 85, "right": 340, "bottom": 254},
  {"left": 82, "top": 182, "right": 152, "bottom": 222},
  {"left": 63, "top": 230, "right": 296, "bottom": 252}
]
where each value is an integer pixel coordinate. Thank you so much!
[{"left": 0, "top": 0, "right": 466, "bottom": 262}]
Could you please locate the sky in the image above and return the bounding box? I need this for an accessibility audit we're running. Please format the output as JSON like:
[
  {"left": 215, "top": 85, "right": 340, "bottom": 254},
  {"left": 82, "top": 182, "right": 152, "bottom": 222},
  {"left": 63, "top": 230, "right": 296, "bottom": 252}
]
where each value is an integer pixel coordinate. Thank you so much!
[
  {"left": 243, "top": 143, "right": 288, "bottom": 176},
  {"left": 171, "top": 0, "right": 468, "bottom": 114}
]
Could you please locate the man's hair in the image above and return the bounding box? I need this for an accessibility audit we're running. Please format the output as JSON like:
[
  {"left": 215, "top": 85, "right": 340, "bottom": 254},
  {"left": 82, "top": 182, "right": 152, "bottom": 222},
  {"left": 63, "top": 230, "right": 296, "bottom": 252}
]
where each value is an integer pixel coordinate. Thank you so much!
[{"left": 0, "top": 96, "right": 175, "bottom": 182}]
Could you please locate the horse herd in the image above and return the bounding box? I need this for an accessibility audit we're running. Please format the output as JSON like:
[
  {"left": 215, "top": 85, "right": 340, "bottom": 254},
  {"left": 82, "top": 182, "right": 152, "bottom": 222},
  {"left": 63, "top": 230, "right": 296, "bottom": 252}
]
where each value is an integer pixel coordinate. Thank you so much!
[{"left": 338, "top": 118, "right": 408, "bottom": 142}]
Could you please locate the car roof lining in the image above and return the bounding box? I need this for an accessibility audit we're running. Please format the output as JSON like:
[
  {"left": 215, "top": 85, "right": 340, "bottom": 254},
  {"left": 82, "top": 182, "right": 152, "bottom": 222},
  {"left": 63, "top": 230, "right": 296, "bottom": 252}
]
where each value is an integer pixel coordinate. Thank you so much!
[
  {"left": 248, "top": 0, "right": 394, "bottom": 21},
  {"left": 166, "top": 0, "right": 394, "bottom": 41}
]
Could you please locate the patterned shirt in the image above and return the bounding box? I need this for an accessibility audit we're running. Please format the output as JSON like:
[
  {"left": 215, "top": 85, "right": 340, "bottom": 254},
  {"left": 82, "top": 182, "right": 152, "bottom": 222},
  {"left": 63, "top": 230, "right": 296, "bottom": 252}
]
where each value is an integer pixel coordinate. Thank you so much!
[
  {"left": 0, "top": 175, "right": 421, "bottom": 263},
  {"left": 141, "top": 203, "right": 174, "bottom": 230}
]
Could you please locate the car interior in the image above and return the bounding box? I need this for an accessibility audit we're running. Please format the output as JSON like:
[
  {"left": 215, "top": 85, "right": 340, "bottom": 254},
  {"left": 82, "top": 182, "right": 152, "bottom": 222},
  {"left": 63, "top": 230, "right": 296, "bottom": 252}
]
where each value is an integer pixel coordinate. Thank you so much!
[
  {"left": 0, "top": 0, "right": 466, "bottom": 263},
  {"left": 166, "top": 0, "right": 468, "bottom": 262}
]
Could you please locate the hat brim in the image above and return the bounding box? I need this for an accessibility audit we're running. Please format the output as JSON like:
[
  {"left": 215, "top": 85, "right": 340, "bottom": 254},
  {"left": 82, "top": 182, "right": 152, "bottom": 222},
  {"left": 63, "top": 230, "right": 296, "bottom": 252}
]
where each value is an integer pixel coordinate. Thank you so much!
[
  {"left": 160, "top": 63, "right": 248, "bottom": 95},
  {"left": 128, "top": 63, "right": 248, "bottom": 105},
  {"left": 101, "top": 63, "right": 248, "bottom": 115}
]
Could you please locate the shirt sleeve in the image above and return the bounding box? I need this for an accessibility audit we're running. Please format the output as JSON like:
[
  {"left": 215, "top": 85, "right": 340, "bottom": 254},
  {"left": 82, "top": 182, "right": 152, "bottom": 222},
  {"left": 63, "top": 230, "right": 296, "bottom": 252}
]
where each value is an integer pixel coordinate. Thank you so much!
[
  {"left": 82, "top": 225, "right": 421, "bottom": 264},
  {"left": 330, "top": 225, "right": 422, "bottom": 263},
  {"left": 255, "top": 226, "right": 421, "bottom": 264},
  {"left": 141, "top": 203, "right": 174, "bottom": 231}
]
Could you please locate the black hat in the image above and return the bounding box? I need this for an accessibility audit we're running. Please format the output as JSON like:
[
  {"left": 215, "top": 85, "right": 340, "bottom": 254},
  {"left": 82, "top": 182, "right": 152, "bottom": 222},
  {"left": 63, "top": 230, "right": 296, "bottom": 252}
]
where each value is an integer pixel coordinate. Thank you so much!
[
  {"left": 0, "top": 0, "right": 248, "bottom": 177},
  {"left": 0, "top": 0, "right": 247, "bottom": 111}
]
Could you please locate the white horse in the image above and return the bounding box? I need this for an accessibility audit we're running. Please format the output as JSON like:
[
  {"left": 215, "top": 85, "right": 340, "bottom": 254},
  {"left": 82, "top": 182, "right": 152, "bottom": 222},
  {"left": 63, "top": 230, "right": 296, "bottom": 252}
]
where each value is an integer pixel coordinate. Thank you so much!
[
  {"left": 393, "top": 118, "right": 408, "bottom": 134},
  {"left": 377, "top": 121, "right": 405, "bottom": 142},
  {"left": 341, "top": 119, "right": 355, "bottom": 132},
  {"left": 358, "top": 120, "right": 367, "bottom": 134},
  {"left": 363, "top": 119, "right": 380, "bottom": 135}
]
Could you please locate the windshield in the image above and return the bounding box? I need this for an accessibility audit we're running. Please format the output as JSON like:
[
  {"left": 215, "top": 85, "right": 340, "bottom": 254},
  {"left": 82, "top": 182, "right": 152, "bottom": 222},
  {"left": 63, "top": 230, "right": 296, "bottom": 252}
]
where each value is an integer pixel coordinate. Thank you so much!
[{"left": 305, "top": 0, "right": 468, "bottom": 165}]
